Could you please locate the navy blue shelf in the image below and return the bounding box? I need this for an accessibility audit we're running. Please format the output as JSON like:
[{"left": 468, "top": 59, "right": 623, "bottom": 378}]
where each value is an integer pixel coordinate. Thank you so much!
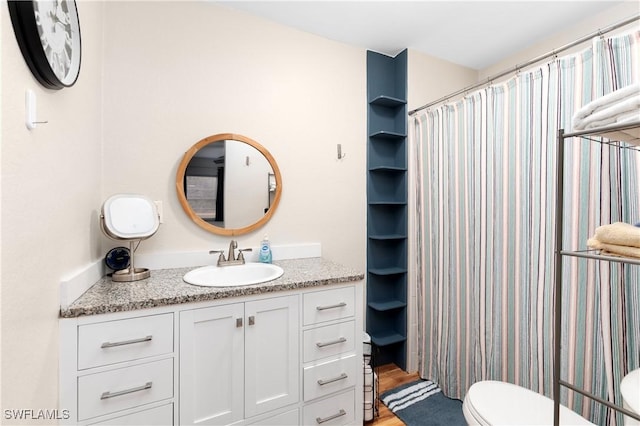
[
  {"left": 366, "top": 50, "right": 408, "bottom": 370},
  {"left": 369, "top": 166, "right": 406, "bottom": 172},
  {"left": 368, "top": 130, "right": 406, "bottom": 139},
  {"left": 368, "top": 267, "right": 408, "bottom": 276},
  {"left": 369, "top": 95, "right": 407, "bottom": 108},
  {"left": 368, "top": 300, "right": 407, "bottom": 312},
  {"left": 368, "top": 201, "right": 407, "bottom": 205},
  {"left": 369, "top": 234, "right": 407, "bottom": 240},
  {"left": 371, "top": 333, "right": 407, "bottom": 347}
]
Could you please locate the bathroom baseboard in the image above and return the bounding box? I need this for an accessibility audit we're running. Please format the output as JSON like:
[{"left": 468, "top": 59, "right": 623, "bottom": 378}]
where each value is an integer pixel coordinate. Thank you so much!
[{"left": 59, "top": 243, "right": 322, "bottom": 309}]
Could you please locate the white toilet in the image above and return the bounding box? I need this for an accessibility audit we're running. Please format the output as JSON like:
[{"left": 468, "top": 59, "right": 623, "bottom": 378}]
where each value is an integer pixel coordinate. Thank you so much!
[
  {"left": 463, "top": 381, "right": 595, "bottom": 425},
  {"left": 621, "top": 368, "right": 640, "bottom": 426}
]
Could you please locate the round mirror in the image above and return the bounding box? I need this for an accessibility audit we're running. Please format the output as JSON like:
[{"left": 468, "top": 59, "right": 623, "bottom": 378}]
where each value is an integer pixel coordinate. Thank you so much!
[{"left": 176, "top": 133, "right": 282, "bottom": 236}]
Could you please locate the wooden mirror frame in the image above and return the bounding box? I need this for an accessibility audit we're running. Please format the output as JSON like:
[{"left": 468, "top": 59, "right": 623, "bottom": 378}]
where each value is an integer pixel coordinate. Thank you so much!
[{"left": 176, "top": 133, "right": 282, "bottom": 236}]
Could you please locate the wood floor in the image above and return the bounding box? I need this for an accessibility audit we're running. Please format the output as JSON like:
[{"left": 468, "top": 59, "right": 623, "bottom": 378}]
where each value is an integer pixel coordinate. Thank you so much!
[{"left": 367, "top": 364, "right": 421, "bottom": 426}]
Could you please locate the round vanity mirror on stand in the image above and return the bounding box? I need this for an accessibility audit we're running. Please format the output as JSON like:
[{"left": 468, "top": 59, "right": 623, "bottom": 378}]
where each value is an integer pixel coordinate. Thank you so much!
[
  {"left": 100, "top": 194, "right": 160, "bottom": 282},
  {"left": 176, "top": 133, "right": 282, "bottom": 236}
]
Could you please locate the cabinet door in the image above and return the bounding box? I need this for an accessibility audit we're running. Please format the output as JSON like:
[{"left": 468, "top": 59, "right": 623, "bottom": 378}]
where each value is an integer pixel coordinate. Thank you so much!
[
  {"left": 244, "top": 295, "right": 299, "bottom": 418},
  {"left": 180, "top": 303, "right": 244, "bottom": 426}
]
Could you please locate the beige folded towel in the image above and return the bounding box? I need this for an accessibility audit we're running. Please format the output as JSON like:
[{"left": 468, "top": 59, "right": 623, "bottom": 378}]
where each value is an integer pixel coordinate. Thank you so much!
[
  {"left": 594, "top": 222, "right": 640, "bottom": 248},
  {"left": 587, "top": 238, "right": 640, "bottom": 259}
]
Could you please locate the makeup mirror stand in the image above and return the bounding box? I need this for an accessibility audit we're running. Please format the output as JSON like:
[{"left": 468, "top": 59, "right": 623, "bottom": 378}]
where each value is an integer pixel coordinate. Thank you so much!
[{"left": 111, "top": 240, "right": 150, "bottom": 282}]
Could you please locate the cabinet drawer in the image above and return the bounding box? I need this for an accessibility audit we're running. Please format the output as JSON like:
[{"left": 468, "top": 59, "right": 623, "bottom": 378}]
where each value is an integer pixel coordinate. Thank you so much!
[
  {"left": 303, "top": 287, "right": 355, "bottom": 326},
  {"left": 302, "top": 389, "right": 355, "bottom": 426},
  {"left": 304, "top": 355, "right": 357, "bottom": 401},
  {"left": 88, "top": 403, "right": 173, "bottom": 425},
  {"left": 303, "top": 321, "right": 355, "bottom": 362},
  {"left": 78, "top": 313, "right": 174, "bottom": 370},
  {"left": 78, "top": 358, "right": 173, "bottom": 421}
]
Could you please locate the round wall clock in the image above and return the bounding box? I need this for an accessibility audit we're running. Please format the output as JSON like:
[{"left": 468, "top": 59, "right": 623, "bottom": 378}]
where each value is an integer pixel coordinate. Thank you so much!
[{"left": 8, "top": 0, "right": 82, "bottom": 90}]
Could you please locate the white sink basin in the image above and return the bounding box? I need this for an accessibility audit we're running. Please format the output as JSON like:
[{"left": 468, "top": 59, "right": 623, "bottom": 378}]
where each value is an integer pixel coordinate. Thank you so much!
[{"left": 183, "top": 263, "right": 284, "bottom": 287}]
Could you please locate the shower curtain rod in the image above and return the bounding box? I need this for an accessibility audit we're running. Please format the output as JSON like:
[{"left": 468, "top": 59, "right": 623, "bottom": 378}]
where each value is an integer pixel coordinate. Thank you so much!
[{"left": 408, "top": 14, "right": 640, "bottom": 116}]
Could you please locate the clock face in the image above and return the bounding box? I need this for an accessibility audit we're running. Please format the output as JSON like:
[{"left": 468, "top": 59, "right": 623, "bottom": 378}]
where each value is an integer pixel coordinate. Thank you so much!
[{"left": 8, "top": 0, "right": 82, "bottom": 90}]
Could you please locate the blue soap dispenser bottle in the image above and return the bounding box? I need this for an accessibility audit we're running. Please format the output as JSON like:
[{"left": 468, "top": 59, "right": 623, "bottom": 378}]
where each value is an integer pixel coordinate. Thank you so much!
[{"left": 259, "top": 234, "right": 272, "bottom": 264}]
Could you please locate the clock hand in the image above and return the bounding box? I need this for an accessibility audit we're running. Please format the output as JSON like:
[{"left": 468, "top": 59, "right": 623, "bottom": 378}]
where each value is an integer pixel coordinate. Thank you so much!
[{"left": 56, "top": 2, "right": 69, "bottom": 25}]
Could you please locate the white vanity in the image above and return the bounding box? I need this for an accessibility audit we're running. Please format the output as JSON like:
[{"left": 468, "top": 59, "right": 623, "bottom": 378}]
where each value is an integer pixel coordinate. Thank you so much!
[{"left": 59, "top": 258, "right": 364, "bottom": 426}]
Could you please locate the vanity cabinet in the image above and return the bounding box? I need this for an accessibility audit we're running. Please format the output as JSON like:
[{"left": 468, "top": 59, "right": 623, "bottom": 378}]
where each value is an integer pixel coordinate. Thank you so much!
[
  {"left": 60, "top": 276, "right": 363, "bottom": 426},
  {"left": 179, "top": 295, "right": 299, "bottom": 425}
]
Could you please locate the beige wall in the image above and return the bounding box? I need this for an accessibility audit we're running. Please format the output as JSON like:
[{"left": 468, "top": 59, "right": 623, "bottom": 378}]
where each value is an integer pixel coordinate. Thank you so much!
[
  {"left": 101, "top": 2, "right": 368, "bottom": 269},
  {"left": 408, "top": 51, "right": 478, "bottom": 112},
  {"left": 1, "top": 1, "right": 105, "bottom": 418}
]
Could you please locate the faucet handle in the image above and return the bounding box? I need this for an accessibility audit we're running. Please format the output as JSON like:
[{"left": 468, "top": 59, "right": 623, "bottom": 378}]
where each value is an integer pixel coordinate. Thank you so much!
[
  {"left": 237, "top": 248, "right": 253, "bottom": 263},
  {"left": 209, "top": 250, "right": 226, "bottom": 263}
]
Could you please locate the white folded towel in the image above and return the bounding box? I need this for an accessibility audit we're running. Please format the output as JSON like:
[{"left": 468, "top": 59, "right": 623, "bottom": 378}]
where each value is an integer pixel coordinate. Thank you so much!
[
  {"left": 573, "top": 83, "right": 640, "bottom": 122},
  {"left": 614, "top": 109, "right": 640, "bottom": 125},
  {"left": 573, "top": 95, "right": 640, "bottom": 130}
]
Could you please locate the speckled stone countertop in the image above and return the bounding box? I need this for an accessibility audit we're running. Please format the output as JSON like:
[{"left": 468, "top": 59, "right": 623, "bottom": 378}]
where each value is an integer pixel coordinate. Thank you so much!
[{"left": 60, "top": 258, "right": 364, "bottom": 318}]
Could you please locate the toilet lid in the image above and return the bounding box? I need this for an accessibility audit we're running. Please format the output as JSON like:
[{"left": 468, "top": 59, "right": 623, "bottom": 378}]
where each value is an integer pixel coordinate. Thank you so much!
[
  {"left": 621, "top": 368, "right": 640, "bottom": 414},
  {"left": 465, "top": 381, "right": 595, "bottom": 425}
]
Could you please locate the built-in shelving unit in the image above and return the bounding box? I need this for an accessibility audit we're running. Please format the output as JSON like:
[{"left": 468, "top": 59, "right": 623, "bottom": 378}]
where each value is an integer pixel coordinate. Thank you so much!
[
  {"left": 366, "top": 50, "right": 408, "bottom": 369},
  {"left": 553, "top": 121, "right": 640, "bottom": 426}
]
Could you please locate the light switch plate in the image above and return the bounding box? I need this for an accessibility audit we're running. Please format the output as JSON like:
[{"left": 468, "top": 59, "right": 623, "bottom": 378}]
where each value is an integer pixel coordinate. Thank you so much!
[{"left": 155, "top": 200, "right": 164, "bottom": 223}]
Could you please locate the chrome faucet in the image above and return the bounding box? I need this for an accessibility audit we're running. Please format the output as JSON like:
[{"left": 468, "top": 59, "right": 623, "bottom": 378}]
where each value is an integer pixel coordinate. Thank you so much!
[{"left": 209, "top": 240, "right": 252, "bottom": 266}]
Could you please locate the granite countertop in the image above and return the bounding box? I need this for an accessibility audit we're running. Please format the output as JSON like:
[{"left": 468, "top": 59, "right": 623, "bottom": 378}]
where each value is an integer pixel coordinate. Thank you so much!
[{"left": 60, "top": 258, "right": 364, "bottom": 318}]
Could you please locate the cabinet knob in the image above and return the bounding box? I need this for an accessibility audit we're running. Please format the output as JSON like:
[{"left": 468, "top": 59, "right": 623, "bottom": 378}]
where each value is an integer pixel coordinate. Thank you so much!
[
  {"left": 236, "top": 318, "right": 243, "bottom": 328},
  {"left": 248, "top": 316, "right": 255, "bottom": 326}
]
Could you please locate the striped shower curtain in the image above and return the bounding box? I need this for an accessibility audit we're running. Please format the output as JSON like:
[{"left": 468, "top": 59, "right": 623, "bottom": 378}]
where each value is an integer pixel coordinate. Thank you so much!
[{"left": 411, "top": 32, "right": 640, "bottom": 425}]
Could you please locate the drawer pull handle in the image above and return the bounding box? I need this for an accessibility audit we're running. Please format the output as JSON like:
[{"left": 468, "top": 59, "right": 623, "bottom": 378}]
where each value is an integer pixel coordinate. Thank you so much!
[
  {"left": 100, "top": 381, "right": 152, "bottom": 400},
  {"left": 316, "top": 337, "right": 347, "bottom": 348},
  {"left": 317, "top": 373, "right": 348, "bottom": 386},
  {"left": 316, "top": 302, "right": 347, "bottom": 311},
  {"left": 316, "top": 409, "right": 346, "bottom": 424},
  {"left": 101, "top": 335, "right": 152, "bottom": 348}
]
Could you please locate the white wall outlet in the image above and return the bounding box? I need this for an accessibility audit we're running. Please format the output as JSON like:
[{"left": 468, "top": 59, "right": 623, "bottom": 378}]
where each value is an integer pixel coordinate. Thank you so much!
[{"left": 155, "top": 200, "right": 164, "bottom": 223}]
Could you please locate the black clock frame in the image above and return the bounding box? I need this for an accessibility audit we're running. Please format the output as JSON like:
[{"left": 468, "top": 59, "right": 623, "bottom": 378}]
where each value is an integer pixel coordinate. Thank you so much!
[{"left": 7, "top": 0, "right": 81, "bottom": 90}]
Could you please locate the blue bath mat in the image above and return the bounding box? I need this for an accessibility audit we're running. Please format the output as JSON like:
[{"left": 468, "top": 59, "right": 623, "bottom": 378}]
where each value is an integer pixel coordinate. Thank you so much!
[{"left": 380, "top": 379, "right": 466, "bottom": 426}]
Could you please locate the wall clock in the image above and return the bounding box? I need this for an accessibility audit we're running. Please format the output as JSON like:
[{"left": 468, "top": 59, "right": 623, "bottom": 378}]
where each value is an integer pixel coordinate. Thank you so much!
[{"left": 8, "top": 0, "right": 81, "bottom": 90}]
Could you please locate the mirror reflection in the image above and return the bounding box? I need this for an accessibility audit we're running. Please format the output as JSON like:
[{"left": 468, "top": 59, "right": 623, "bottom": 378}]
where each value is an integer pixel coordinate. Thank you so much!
[{"left": 176, "top": 134, "right": 282, "bottom": 236}]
